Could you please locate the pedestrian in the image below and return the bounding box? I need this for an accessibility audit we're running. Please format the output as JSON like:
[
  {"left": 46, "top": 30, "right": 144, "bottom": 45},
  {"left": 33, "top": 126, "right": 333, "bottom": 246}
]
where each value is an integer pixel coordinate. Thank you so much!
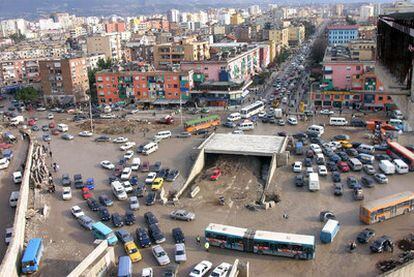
[
  {"left": 49, "top": 151, "right": 53, "bottom": 158},
  {"left": 283, "top": 213, "right": 289, "bottom": 219},
  {"left": 56, "top": 164, "right": 60, "bottom": 172},
  {"left": 204, "top": 242, "right": 210, "bottom": 252},
  {"left": 196, "top": 235, "right": 201, "bottom": 244}
]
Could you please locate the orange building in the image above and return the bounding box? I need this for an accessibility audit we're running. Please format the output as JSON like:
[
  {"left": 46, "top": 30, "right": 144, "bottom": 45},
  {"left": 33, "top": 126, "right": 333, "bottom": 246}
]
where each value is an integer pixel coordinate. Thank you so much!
[{"left": 104, "top": 22, "right": 126, "bottom": 33}]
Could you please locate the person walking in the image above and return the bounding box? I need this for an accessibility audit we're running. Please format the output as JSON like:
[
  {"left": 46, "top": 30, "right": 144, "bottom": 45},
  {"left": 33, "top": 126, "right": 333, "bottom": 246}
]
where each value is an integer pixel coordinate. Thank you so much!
[
  {"left": 196, "top": 235, "right": 201, "bottom": 244},
  {"left": 49, "top": 151, "right": 53, "bottom": 158},
  {"left": 204, "top": 242, "right": 210, "bottom": 252}
]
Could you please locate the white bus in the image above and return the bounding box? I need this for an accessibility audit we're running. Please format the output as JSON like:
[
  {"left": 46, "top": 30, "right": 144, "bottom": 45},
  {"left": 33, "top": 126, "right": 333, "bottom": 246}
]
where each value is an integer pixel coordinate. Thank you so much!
[{"left": 240, "top": 101, "right": 265, "bottom": 119}]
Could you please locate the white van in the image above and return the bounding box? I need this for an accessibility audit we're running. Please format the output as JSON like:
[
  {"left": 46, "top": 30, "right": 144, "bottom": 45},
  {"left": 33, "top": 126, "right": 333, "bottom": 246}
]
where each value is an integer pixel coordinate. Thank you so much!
[
  {"left": 238, "top": 121, "right": 254, "bottom": 131},
  {"left": 111, "top": 181, "right": 128, "bottom": 200},
  {"left": 154, "top": 130, "right": 172, "bottom": 141},
  {"left": 9, "top": 191, "right": 19, "bottom": 207},
  {"left": 131, "top": 157, "right": 141, "bottom": 171},
  {"left": 308, "top": 173, "right": 320, "bottom": 191},
  {"left": 307, "top": 125, "right": 325, "bottom": 137},
  {"left": 0, "top": 158, "right": 10, "bottom": 170},
  {"left": 393, "top": 159, "right": 409, "bottom": 174},
  {"left": 227, "top": 113, "right": 241, "bottom": 122},
  {"left": 143, "top": 142, "right": 158, "bottom": 155},
  {"left": 57, "top": 123, "right": 69, "bottom": 132},
  {"left": 329, "top": 117, "right": 348, "bottom": 126},
  {"left": 357, "top": 144, "right": 375, "bottom": 154},
  {"left": 12, "top": 171, "right": 22, "bottom": 184},
  {"left": 348, "top": 158, "right": 362, "bottom": 171},
  {"left": 379, "top": 160, "right": 396, "bottom": 175}
]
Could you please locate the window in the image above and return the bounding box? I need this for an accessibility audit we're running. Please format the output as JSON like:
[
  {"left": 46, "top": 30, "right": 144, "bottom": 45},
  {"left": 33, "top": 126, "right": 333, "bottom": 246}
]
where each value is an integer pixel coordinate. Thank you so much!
[{"left": 356, "top": 66, "right": 361, "bottom": 70}]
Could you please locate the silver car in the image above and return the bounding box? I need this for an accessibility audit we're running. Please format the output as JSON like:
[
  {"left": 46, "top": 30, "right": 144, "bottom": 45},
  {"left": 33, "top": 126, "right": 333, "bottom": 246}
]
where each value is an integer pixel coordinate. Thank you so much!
[
  {"left": 374, "top": 173, "right": 388, "bottom": 184},
  {"left": 77, "top": 215, "right": 94, "bottom": 230},
  {"left": 129, "top": 196, "right": 140, "bottom": 210},
  {"left": 175, "top": 243, "right": 187, "bottom": 263},
  {"left": 170, "top": 209, "right": 195, "bottom": 221},
  {"left": 152, "top": 245, "right": 170, "bottom": 266}
]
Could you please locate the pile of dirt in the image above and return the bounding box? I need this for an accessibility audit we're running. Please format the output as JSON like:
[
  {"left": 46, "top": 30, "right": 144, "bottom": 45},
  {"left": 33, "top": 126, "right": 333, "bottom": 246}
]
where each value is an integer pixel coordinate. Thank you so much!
[{"left": 397, "top": 234, "right": 414, "bottom": 251}]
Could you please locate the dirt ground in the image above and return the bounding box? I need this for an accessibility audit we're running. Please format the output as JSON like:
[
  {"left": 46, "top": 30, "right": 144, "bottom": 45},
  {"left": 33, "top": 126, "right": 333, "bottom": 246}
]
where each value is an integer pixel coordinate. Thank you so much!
[{"left": 24, "top": 110, "right": 414, "bottom": 277}]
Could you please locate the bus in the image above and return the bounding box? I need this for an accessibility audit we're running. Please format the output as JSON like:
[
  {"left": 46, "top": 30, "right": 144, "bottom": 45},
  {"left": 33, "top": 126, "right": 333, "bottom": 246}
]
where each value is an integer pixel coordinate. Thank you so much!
[
  {"left": 240, "top": 101, "right": 265, "bottom": 119},
  {"left": 184, "top": 115, "right": 220, "bottom": 133},
  {"left": 360, "top": 191, "right": 414, "bottom": 224},
  {"left": 387, "top": 140, "right": 414, "bottom": 171},
  {"left": 205, "top": 223, "right": 315, "bottom": 260},
  {"left": 21, "top": 238, "right": 44, "bottom": 274}
]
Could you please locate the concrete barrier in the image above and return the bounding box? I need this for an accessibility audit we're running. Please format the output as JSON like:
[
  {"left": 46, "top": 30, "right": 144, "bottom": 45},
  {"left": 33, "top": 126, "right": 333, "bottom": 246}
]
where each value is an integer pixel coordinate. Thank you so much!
[
  {"left": 67, "top": 240, "right": 115, "bottom": 277},
  {"left": 0, "top": 138, "right": 33, "bottom": 276},
  {"left": 382, "top": 259, "right": 414, "bottom": 277}
]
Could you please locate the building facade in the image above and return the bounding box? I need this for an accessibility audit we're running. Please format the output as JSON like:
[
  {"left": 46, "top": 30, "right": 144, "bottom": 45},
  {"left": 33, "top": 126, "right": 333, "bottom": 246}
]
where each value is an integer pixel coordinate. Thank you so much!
[
  {"left": 327, "top": 25, "right": 359, "bottom": 45},
  {"left": 0, "top": 59, "right": 40, "bottom": 86},
  {"left": 86, "top": 33, "right": 122, "bottom": 60}
]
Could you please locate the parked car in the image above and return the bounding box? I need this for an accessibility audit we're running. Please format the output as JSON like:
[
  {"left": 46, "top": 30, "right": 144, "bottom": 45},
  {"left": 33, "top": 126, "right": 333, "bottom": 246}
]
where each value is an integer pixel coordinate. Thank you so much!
[
  {"left": 176, "top": 132, "right": 192, "bottom": 138},
  {"left": 99, "top": 194, "right": 113, "bottom": 207},
  {"left": 370, "top": 236, "right": 393, "bottom": 253},
  {"left": 145, "top": 172, "right": 157, "bottom": 184},
  {"left": 115, "top": 229, "right": 134, "bottom": 244},
  {"left": 121, "top": 167, "right": 132, "bottom": 180},
  {"left": 337, "top": 161, "right": 350, "bottom": 172},
  {"left": 361, "top": 176, "right": 375, "bottom": 188},
  {"left": 74, "top": 174, "right": 83, "bottom": 189},
  {"left": 146, "top": 192, "right": 156, "bottom": 206},
  {"left": 113, "top": 136, "right": 128, "bottom": 143},
  {"left": 363, "top": 164, "right": 376, "bottom": 175},
  {"left": 172, "top": 227, "right": 185, "bottom": 243},
  {"left": 98, "top": 207, "right": 111, "bottom": 221},
  {"left": 170, "top": 209, "right": 195, "bottom": 221},
  {"left": 61, "top": 173, "right": 71, "bottom": 186},
  {"left": 86, "top": 198, "right": 101, "bottom": 211},
  {"left": 294, "top": 174, "right": 305, "bottom": 187},
  {"left": 42, "top": 134, "right": 51, "bottom": 142},
  {"left": 151, "top": 161, "right": 162, "bottom": 172},
  {"left": 331, "top": 172, "right": 341, "bottom": 183},
  {"left": 62, "top": 187, "right": 72, "bottom": 200},
  {"left": 292, "top": 161, "right": 302, "bottom": 173},
  {"left": 61, "top": 133, "right": 74, "bottom": 140},
  {"left": 129, "top": 196, "right": 140, "bottom": 210},
  {"left": 79, "top": 131, "right": 93, "bottom": 137},
  {"left": 95, "top": 135, "right": 110, "bottom": 142},
  {"left": 189, "top": 260, "right": 212, "bottom": 277},
  {"left": 144, "top": 211, "right": 159, "bottom": 225},
  {"left": 334, "top": 183, "right": 343, "bottom": 196},
  {"left": 121, "top": 142, "right": 136, "bottom": 151},
  {"left": 71, "top": 205, "right": 85, "bottom": 218},
  {"left": 354, "top": 187, "right": 364, "bottom": 201},
  {"left": 357, "top": 228, "right": 376, "bottom": 244},
  {"left": 209, "top": 262, "right": 232, "bottom": 277},
  {"left": 374, "top": 173, "right": 388, "bottom": 184},
  {"left": 347, "top": 176, "right": 359, "bottom": 188},
  {"left": 149, "top": 223, "right": 166, "bottom": 244},
  {"left": 152, "top": 245, "right": 170, "bottom": 266},
  {"left": 320, "top": 211, "right": 336, "bottom": 222},
  {"left": 82, "top": 187, "right": 93, "bottom": 199},
  {"left": 136, "top": 227, "right": 152, "bottom": 248},
  {"left": 210, "top": 168, "right": 222, "bottom": 181},
  {"left": 77, "top": 215, "right": 94, "bottom": 230},
  {"left": 101, "top": 160, "right": 114, "bottom": 170},
  {"left": 318, "top": 165, "right": 328, "bottom": 176},
  {"left": 124, "top": 210, "right": 136, "bottom": 225},
  {"left": 175, "top": 243, "right": 187, "bottom": 263},
  {"left": 166, "top": 169, "right": 180, "bottom": 182}
]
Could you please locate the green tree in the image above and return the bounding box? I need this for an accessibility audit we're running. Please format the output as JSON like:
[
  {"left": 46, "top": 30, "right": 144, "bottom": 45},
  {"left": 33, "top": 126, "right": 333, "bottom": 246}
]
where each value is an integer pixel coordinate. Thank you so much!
[
  {"left": 88, "top": 69, "right": 98, "bottom": 103},
  {"left": 15, "top": 87, "right": 39, "bottom": 102},
  {"left": 310, "top": 36, "right": 328, "bottom": 65},
  {"left": 96, "top": 58, "right": 113, "bottom": 70},
  {"left": 346, "top": 16, "right": 357, "bottom": 25},
  {"left": 9, "top": 33, "right": 26, "bottom": 43}
]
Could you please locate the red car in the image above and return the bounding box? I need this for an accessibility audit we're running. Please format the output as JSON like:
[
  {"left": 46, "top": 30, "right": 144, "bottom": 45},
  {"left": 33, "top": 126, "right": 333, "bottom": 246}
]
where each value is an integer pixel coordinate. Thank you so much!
[
  {"left": 337, "top": 161, "right": 350, "bottom": 172},
  {"left": 210, "top": 168, "right": 222, "bottom": 181},
  {"left": 51, "top": 129, "right": 59, "bottom": 135},
  {"left": 82, "top": 187, "right": 93, "bottom": 200},
  {"left": 49, "top": 122, "right": 56, "bottom": 128},
  {"left": 28, "top": 119, "right": 36, "bottom": 126}
]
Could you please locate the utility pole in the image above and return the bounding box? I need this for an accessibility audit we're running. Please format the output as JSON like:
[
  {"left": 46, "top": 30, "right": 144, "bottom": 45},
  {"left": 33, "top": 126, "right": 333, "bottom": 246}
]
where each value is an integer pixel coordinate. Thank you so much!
[
  {"left": 89, "top": 96, "right": 93, "bottom": 132},
  {"left": 180, "top": 92, "right": 183, "bottom": 126}
]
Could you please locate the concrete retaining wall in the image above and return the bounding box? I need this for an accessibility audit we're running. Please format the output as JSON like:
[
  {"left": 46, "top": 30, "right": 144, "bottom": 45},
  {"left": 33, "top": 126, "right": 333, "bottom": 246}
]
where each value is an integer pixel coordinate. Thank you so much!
[
  {"left": 0, "top": 138, "right": 33, "bottom": 276},
  {"left": 67, "top": 240, "right": 115, "bottom": 277},
  {"left": 382, "top": 259, "right": 414, "bottom": 277}
]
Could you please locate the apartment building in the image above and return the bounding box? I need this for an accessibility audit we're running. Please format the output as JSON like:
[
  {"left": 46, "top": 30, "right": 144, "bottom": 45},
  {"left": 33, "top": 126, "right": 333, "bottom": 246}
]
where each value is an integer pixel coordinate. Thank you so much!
[
  {"left": 327, "top": 25, "right": 359, "bottom": 45},
  {"left": 39, "top": 56, "right": 89, "bottom": 104},
  {"left": 86, "top": 53, "right": 107, "bottom": 70},
  {"left": 95, "top": 70, "right": 193, "bottom": 105},
  {"left": 264, "top": 28, "right": 290, "bottom": 47},
  {"left": 288, "top": 25, "right": 305, "bottom": 46},
  {"left": 86, "top": 33, "right": 122, "bottom": 60},
  {"left": 0, "top": 42, "right": 68, "bottom": 60},
  {"left": 230, "top": 13, "right": 245, "bottom": 25},
  {"left": 104, "top": 22, "right": 126, "bottom": 33},
  {"left": 0, "top": 59, "right": 40, "bottom": 86}
]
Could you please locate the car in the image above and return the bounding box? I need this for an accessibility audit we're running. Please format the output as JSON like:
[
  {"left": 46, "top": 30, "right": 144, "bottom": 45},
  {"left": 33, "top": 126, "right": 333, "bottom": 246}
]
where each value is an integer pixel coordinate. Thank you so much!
[
  {"left": 320, "top": 109, "right": 334, "bottom": 115},
  {"left": 115, "top": 229, "right": 134, "bottom": 244},
  {"left": 71, "top": 205, "right": 85, "bottom": 218},
  {"left": 170, "top": 209, "right": 196, "bottom": 221},
  {"left": 175, "top": 243, "right": 187, "bottom": 263},
  {"left": 195, "top": 129, "right": 209, "bottom": 136},
  {"left": 124, "top": 210, "right": 136, "bottom": 225},
  {"left": 151, "top": 178, "right": 164, "bottom": 191},
  {"left": 135, "top": 183, "right": 146, "bottom": 197},
  {"left": 61, "top": 173, "right": 71, "bottom": 186},
  {"left": 5, "top": 228, "right": 13, "bottom": 245},
  {"left": 152, "top": 245, "right": 170, "bottom": 266},
  {"left": 121, "top": 167, "right": 132, "bottom": 180},
  {"left": 287, "top": 117, "right": 298, "bottom": 125},
  {"left": 223, "top": 121, "right": 236, "bottom": 128},
  {"left": 114, "top": 164, "right": 123, "bottom": 177},
  {"left": 209, "top": 262, "right": 232, "bottom": 277},
  {"left": 361, "top": 176, "right": 375, "bottom": 188},
  {"left": 31, "top": 125, "right": 39, "bottom": 131},
  {"left": 141, "top": 161, "right": 150, "bottom": 172},
  {"left": 142, "top": 268, "right": 154, "bottom": 277},
  {"left": 304, "top": 158, "right": 312, "bottom": 167},
  {"left": 145, "top": 172, "right": 157, "bottom": 184},
  {"left": 210, "top": 168, "right": 222, "bottom": 180},
  {"left": 120, "top": 142, "right": 136, "bottom": 151},
  {"left": 293, "top": 132, "right": 308, "bottom": 140},
  {"left": 370, "top": 236, "right": 393, "bottom": 253},
  {"left": 277, "top": 131, "right": 288, "bottom": 137},
  {"left": 172, "top": 227, "right": 185, "bottom": 243},
  {"left": 146, "top": 192, "right": 156, "bottom": 206},
  {"left": 189, "top": 260, "right": 213, "bottom": 277},
  {"left": 49, "top": 122, "right": 56, "bottom": 129},
  {"left": 374, "top": 173, "right": 388, "bottom": 184},
  {"left": 62, "top": 187, "right": 72, "bottom": 200},
  {"left": 337, "top": 151, "right": 350, "bottom": 162},
  {"left": 305, "top": 167, "right": 314, "bottom": 176},
  {"left": 113, "top": 136, "right": 128, "bottom": 143},
  {"left": 85, "top": 178, "right": 95, "bottom": 190},
  {"left": 149, "top": 223, "right": 166, "bottom": 244},
  {"left": 61, "top": 133, "right": 74, "bottom": 140},
  {"left": 123, "top": 150, "right": 134, "bottom": 160},
  {"left": 99, "top": 194, "right": 113, "bottom": 207},
  {"left": 136, "top": 227, "right": 152, "bottom": 248},
  {"left": 363, "top": 164, "right": 376, "bottom": 175},
  {"left": 351, "top": 118, "right": 366, "bottom": 127},
  {"left": 42, "top": 134, "right": 51, "bottom": 142},
  {"left": 327, "top": 161, "right": 338, "bottom": 172},
  {"left": 354, "top": 187, "right": 364, "bottom": 201},
  {"left": 347, "top": 176, "right": 359, "bottom": 188},
  {"left": 151, "top": 161, "right": 162, "bottom": 172},
  {"left": 74, "top": 174, "right": 83, "bottom": 189},
  {"left": 320, "top": 211, "right": 336, "bottom": 222},
  {"left": 124, "top": 241, "right": 142, "bottom": 263},
  {"left": 77, "top": 215, "right": 95, "bottom": 230},
  {"left": 157, "top": 168, "right": 169, "bottom": 179},
  {"left": 95, "top": 135, "right": 110, "bottom": 142},
  {"left": 357, "top": 228, "right": 376, "bottom": 244},
  {"left": 375, "top": 154, "right": 391, "bottom": 161},
  {"left": 292, "top": 161, "right": 302, "bottom": 173},
  {"left": 129, "top": 196, "right": 140, "bottom": 210},
  {"left": 258, "top": 111, "right": 266, "bottom": 118},
  {"left": 79, "top": 131, "right": 93, "bottom": 137},
  {"left": 346, "top": 148, "right": 359, "bottom": 157},
  {"left": 82, "top": 187, "right": 93, "bottom": 199},
  {"left": 122, "top": 181, "right": 133, "bottom": 193},
  {"left": 36, "top": 107, "right": 46, "bottom": 111},
  {"left": 318, "top": 165, "right": 328, "bottom": 176},
  {"left": 100, "top": 160, "right": 115, "bottom": 170},
  {"left": 294, "top": 175, "right": 305, "bottom": 187},
  {"left": 337, "top": 161, "right": 350, "bottom": 172},
  {"left": 176, "top": 132, "right": 192, "bottom": 138},
  {"left": 130, "top": 175, "right": 139, "bottom": 185},
  {"left": 334, "top": 183, "right": 343, "bottom": 196},
  {"left": 331, "top": 172, "right": 341, "bottom": 183},
  {"left": 111, "top": 213, "right": 124, "bottom": 227},
  {"left": 166, "top": 169, "right": 180, "bottom": 182},
  {"left": 277, "top": 119, "right": 286, "bottom": 126},
  {"left": 310, "top": 144, "right": 322, "bottom": 154},
  {"left": 47, "top": 113, "right": 54, "bottom": 119},
  {"left": 144, "top": 212, "right": 159, "bottom": 225},
  {"left": 86, "top": 198, "right": 101, "bottom": 211},
  {"left": 98, "top": 207, "right": 111, "bottom": 221}
]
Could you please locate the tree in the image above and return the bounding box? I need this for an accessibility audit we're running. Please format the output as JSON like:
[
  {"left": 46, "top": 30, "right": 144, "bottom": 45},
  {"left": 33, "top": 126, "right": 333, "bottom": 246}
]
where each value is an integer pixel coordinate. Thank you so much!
[
  {"left": 346, "top": 16, "right": 357, "bottom": 25},
  {"left": 302, "top": 21, "right": 316, "bottom": 39},
  {"left": 310, "top": 36, "right": 328, "bottom": 65},
  {"left": 96, "top": 58, "right": 113, "bottom": 70},
  {"left": 15, "top": 87, "right": 39, "bottom": 102},
  {"left": 9, "top": 33, "right": 26, "bottom": 43},
  {"left": 88, "top": 69, "right": 98, "bottom": 103}
]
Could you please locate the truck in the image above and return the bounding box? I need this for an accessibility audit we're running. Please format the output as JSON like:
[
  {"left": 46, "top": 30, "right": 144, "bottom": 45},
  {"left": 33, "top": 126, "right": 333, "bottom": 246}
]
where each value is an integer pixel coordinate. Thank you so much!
[
  {"left": 156, "top": 115, "right": 174, "bottom": 125},
  {"left": 10, "top": 116, "right": 24, "bottom": 126},
  {"left": 274, "top": 108, "right": 283, "bottom": 119}
]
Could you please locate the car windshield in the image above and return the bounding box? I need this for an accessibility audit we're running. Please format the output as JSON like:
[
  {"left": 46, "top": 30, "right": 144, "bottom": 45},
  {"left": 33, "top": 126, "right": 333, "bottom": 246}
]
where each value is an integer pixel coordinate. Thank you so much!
[
  {"left": 192, "top": 269, "right": 201, "bottom": 274},
  {"left": 157, "top": 251, "right": 165, "bottom": 257},
  {"left": 128, "top": 248, "right": 138, "bottom": 254},
  {"left": 176, "top": 250, "right": 184, "bottom": 255}
]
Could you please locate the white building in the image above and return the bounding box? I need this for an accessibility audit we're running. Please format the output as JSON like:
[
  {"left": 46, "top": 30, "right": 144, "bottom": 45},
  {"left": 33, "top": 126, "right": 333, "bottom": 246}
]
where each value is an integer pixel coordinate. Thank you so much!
[
  {"left": 249, "top": 5, "right": 261, "bottom": 16},
  {"left": 167, "top": 9, "right": 180, "bottom": 23},
  {"left": 219, "top": 12, "right": 231, "bottom": 25},
  {"left": 360, "top": 5, "right": 375, "bottom": 21}
]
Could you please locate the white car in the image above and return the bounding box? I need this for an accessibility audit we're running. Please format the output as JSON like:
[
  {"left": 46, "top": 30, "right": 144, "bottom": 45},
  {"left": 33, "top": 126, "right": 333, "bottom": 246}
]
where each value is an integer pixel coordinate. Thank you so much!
[
  {"left": 0, "top": 158, "right": 10, "bottom": 170},
  {"left": 152, "top": 245, "right": 170, "bottom": 266},
  {"left": 100, "top": 160, "right": 115, "bottom": 170},
  {"left": 47, "top": 113, "right": 54, "bottom": 119},
  {"left": 79, "top": 131, "right": 93, "bottom": 137},
  {"left": 209, "top": 262, "right": 232, "bottom": 277},
  {"left": 320, "top": 109, "right": 334, "bottom": 115},
  {"left": 258, "top": 111, "right": 266, "bottom": 118},
  {"left": 122, "top": 181, "right": 133, "bottom": 193},
  {"left": 318, "top": 165, "right": 328, "bottom": 176},
  {"left": 36, "top": 107, "right": 46, "bottom": 111},
  {"left": 123, "top": 150, "right": 134, "bottom": 160},
  {"left": 121, "top": 167, "right": 132, "bottom": 180},
  {"left": 62, "top": 187, "right": 72, "bottom": 200},
  {"left": 287, "top": 117, "right": 298, "bottom": 125},
  {"left": 129, "top": 196, "right": 140, "bottom": 210},
  {"left": 175, "top": 243, "right": 187, "bottom": 263},
  {"left": 310, "top": 144, "right": 322, "bottom": 154},
  {"left": 145, "top": 172, "right": 157, "bottom": 184},
  {"left": 5, "top": 227, "right": 13, "bottom": 245},
  {"left": 292, "top": 161, "right": 302, "bottom": 173},
  {"left": 232, "top": 130, "right": 244, "bottom": 135},
  {"left": 100, "top": 113, "right": 116, "bottom": 119},
  {"left": 71, "top": 205, "right": 85, "bottom": 218},
  {"left": 141, "top": 268, "right": 153, "bottom": 277},
  {"left": 306, "top": 167, "right": 314, "bottom": 175},
  {"left": 120, "top": 142, "right": 136, "bottom": 151},
  {"left": 113, "top": 136, "right": 128, "bottom": 143},
  {"left": 189, "top": 260, "right": 213, "bottom": 277}
]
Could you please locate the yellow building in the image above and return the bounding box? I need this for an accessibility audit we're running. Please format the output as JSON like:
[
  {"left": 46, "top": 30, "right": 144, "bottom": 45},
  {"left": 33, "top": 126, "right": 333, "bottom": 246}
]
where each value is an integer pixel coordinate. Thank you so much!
[
  {"left": 288, "top": 25, "right": 305, "bottom": 45},
  {"left": 348, "top": 39, "right": 376, "bottom": 61},
  {"left": 268, "top": 28, "right": 289, "bottom": 47},
  {"left": 230, "top": 13, "right": 245, "bottom": 25}
]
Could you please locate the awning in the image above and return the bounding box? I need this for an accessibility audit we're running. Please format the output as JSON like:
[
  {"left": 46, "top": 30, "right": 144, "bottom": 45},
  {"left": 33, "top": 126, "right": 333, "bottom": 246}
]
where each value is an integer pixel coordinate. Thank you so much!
[{"left": 152, "top": 99, "right": 188, "bottom": 105}]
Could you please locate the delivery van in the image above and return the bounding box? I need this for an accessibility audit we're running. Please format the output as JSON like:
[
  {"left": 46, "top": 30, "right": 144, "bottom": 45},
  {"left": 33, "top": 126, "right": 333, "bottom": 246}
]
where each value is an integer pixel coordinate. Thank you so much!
[
  {"left": 379, "top": 160, "right": 395, "bottom": 175},
  {"left": 308, "top": 173, "right": 320, "bottom": 191},
  {"left": 393, "top": 159, "right": 409, "bottom": 174},
  {"left": 227, "top": 113, "right": 241, "bottom": 122},
  {"left": 131, "top": 158, "right": 141, "bottom": 171},
  {"left": 142, "top": 142, "right": 158, "bottom": 155},
  {"left": 57, "top": 123, "right": 68, "bottom": 132},
  {"left": 307, "top": 125, "right": 325, "bottom": 137},
  {"left": 238, "top": 121, "right": 254, "bottom": 131},
  {"left": 348, "top": 158, "right": 362, "bottom": 171},
  {"left": 320, "top": 219, "right": 340, "bottom": 243},
  {"left": 329, "top": 117, "right": 348, "bottom": 126},
  {"left": 357, "top": 144, "right": 375, "bottom": 154}
]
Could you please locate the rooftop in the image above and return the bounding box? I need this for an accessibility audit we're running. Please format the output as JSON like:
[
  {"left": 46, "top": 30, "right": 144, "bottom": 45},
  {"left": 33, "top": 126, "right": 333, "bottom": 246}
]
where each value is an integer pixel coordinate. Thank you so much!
[
  {"left": 327, "top": 24, "right": 359, "bottom": 30},
  {"left": 203, "top": 133, "right": 286, "bottom": 156}
]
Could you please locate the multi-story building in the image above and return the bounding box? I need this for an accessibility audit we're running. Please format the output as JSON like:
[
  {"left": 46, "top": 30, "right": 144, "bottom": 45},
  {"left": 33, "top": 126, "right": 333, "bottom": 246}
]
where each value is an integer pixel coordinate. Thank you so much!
[
  {"left": 69, "top": 26, "right": 87, "bottom": 38},
  {"left": 86, "top": 53, "right": 107, "bottom": 70},
  {"left": 39, "top": 56, "right": 89, "bottom": 104},
  {"left": 104, "top": 21, "right": 126, "bottom": 33},
  {"left": 382, "top": 0, "right": 414, "bottom": 14},
  {"left": 360, "top": 5, "right": 375, "bottom": 21},
  {"left": 230, "top": 13, "right": 245, "bottom": 25},
  {"left": 0, "top": 42, "right": 68, "bottom": 60},
  {"left": 288, "top": 25, "right": 305, "bottom": 46},
  {"left": 348, "top": 39, "right": 376, "bottom": 61},
  {"left": 265, "top": 28, "right": 290, "bottom": 47},
  {"left": 0, "top": 59, "right": 40, "bottom": 87},
  {"left": 327, "top": 25, "right": 359, "bottom": 45},
  {"left": 167, "top": 9, "right": 180, "bottom": 23},
  {"left": 86, "top": 33, "right": 122, "bottom": 60},
  {"left": 95, "top": 70, "right": 193, "bottom": 105},
  {"left": 335, "top": 4, "right": 344, "bottom": 16},
  {"left": 153, "top": 38, "right": 210, "bottom": 69}
]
